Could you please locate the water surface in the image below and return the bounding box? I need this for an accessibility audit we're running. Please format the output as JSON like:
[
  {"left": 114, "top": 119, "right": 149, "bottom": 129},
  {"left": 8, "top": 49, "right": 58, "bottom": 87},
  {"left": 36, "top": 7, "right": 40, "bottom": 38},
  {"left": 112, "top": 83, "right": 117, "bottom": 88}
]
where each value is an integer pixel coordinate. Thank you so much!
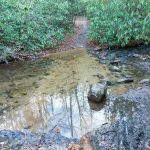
[{"left": 0, "top": 49, "right": 139, "bottom": 138}]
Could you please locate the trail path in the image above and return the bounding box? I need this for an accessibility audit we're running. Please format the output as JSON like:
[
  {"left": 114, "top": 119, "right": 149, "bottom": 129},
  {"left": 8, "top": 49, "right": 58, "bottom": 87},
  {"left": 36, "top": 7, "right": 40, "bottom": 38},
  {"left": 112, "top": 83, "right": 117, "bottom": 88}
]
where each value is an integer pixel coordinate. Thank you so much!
[{"left": 57, "top": 17, "right": 89, "bottom": 52}]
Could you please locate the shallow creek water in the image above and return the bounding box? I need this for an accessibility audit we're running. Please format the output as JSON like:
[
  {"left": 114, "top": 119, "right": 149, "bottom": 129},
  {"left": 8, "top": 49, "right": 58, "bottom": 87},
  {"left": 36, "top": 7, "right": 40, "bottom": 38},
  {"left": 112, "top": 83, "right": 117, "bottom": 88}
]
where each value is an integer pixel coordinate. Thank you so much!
[{"left": 0, "top": 48, "right": 146, "bottom": 139}]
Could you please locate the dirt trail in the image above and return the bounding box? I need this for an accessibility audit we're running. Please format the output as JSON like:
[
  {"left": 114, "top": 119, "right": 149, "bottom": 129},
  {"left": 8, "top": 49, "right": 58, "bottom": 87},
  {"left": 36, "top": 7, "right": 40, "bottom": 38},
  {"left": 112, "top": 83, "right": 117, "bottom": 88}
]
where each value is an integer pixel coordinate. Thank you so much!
[
  {"left": 56, "top": 17, "right": 89, "bottom": 51},
  {"left": 74, "top": 17, "right": 88, "bottom": 48}
]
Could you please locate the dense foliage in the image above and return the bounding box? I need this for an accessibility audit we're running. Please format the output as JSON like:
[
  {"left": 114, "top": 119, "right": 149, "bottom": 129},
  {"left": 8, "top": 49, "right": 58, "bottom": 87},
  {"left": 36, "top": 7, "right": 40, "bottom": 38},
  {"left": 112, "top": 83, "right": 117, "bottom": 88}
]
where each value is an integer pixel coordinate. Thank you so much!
[
  {"left": 0, "top": 0, "right": 150, "bottom": 62},
  {"left": 86, "top": 0, "right": 150, "bottom": 47},
  {"left": 0, "top": 0, "right": 73, "bottom": 62}
]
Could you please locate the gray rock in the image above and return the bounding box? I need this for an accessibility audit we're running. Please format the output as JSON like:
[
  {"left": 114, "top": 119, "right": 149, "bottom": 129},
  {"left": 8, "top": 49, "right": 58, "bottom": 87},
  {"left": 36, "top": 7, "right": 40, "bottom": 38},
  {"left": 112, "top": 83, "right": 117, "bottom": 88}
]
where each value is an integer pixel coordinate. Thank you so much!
[
  {"left": 139, "top": 79, "right": 150, "bottom": 84},
  {"left": 94, "top": 46, "right": 102, "bottom": 51},
  {"left": 117, "top": 78, "right": 134, "bottom": 83},
  {"left": 110, "top": 59, "right": 120, "bottom": 65},
  {"left": 110, "top": 66, "right": 121, "bottom": 72},
  {"left": 88, "top": 83, "right": 107, "bottom": 103},
  {"left": 105, "top": 80, "right": 113, "bottom": 86}
]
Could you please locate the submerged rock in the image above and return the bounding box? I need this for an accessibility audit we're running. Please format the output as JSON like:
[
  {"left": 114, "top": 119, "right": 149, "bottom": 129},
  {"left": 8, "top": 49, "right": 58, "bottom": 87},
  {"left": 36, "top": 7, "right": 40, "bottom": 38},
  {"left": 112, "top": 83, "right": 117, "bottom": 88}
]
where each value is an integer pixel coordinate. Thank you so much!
[
  {"left": 88, "top": 83, "right": 107, "bottom": 103},
  {"left": 88, "top": 100, "right": 106, "bottom": 111}
]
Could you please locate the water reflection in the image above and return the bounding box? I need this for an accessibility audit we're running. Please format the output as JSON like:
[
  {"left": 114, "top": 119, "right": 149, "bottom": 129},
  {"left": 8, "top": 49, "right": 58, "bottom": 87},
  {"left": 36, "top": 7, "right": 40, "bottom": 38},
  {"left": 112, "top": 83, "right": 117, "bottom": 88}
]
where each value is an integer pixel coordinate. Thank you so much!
[
  {"left": 0, "top": 49, "right": 137, "bottom": 138},
  {"left": 0, "top": 84, "right": 107, "bottom": 138},
  {"left": 0, "top": 83, "right": 136, "bottom": 138}
]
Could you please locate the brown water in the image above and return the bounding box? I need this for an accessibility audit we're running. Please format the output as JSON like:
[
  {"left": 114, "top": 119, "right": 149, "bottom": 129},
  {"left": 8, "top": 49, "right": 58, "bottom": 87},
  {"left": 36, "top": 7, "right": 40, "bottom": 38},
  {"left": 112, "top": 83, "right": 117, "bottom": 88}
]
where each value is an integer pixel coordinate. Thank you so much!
[{"left": 0, "top": 49, "right": 138, "bottom": 138}]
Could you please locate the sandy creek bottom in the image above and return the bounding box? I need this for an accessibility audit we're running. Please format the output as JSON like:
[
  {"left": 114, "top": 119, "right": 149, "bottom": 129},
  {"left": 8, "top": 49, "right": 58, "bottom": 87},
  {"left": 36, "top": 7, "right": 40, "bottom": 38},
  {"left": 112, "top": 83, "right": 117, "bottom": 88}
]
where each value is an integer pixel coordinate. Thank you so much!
[{"left": 0, "top": 49, "right": 138, "bottom": 138}]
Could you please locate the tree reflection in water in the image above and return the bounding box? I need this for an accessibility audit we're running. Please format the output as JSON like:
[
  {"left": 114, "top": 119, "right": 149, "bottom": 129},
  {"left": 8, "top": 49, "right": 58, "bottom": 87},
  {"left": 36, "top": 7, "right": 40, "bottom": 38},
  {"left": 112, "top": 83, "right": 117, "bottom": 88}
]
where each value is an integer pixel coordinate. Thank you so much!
[
  {"left": 0, "top": 82, "right": 136, "bottom": 138},
  {"left": 0, "top": 49, "right": 138, "bottom": 139}
]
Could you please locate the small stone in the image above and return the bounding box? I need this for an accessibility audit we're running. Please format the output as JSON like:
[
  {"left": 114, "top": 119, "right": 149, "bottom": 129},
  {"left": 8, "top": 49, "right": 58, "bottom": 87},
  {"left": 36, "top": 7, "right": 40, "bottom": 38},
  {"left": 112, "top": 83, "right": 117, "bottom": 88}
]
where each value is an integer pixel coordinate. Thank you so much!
[
  {"left": 71, "top": 46, "right": 76, "bottom": 49},
  {"left": 8, "top": 94, "right": 15, "bottom": 98},
  {"left": 94, "top": 46, "right": 102, "bottom": 51},
  {"left": 94, "top": 74, "right": 104, "bottom": 79},
  {"left": 139, "top": 79, "right": 150, "bottom": 84},
  {"left": 124, "top": 74, "right": 133, "bottom": 78},
  {"left": 21, "top": 92, "right": 27, "bottom": 95},
  {"left": 44, "top": 72, "right": 50, "bottom": 76},
  {"left": 106, "top": 80, "right": 113, "bottom": 86},
  {"left": 117, "top": 78, "right": 134, "bottom": 84},
  {"left": 28, "top": 74, "right": 36, "bottom": 77},
  {"left": 55, "top": 128, "right": 60, "bottom": 133},
  {"left": 110, "top": 66, "right": 121, "bottom": 72},
  {"left": 110, "top": 59, "right": 120, "bottom": 65}
]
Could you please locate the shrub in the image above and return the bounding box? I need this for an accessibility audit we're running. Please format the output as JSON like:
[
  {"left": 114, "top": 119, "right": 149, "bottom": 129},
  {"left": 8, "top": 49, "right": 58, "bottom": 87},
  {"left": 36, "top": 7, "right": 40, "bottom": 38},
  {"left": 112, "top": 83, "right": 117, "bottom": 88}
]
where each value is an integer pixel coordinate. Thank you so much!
[
  {"left": 0, "top": 0, "right": 73, "bottom": 62},
  {"left": 86, "top": 0, "right": 150, "bottom": 47}
]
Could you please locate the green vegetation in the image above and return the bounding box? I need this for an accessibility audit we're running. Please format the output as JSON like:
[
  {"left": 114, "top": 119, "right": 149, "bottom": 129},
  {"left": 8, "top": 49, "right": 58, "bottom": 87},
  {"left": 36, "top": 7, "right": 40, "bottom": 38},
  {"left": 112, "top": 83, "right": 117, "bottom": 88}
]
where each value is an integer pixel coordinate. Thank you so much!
[
  {"left": 0, "top": 0, "right": 74, "bottom": 62},
  {"left": 0, "top": 0, "right": 150, "bottom": 62},
  {"left": 86, "top": 0, "right": 150, "bottom": 47}
]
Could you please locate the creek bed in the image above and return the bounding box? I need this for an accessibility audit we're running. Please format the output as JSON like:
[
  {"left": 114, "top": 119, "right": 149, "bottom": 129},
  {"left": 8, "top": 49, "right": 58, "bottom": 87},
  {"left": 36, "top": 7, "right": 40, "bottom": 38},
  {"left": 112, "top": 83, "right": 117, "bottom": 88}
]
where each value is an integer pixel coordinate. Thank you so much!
[{"left": 0, "top": 48, "right": 149, "bottom": 149}]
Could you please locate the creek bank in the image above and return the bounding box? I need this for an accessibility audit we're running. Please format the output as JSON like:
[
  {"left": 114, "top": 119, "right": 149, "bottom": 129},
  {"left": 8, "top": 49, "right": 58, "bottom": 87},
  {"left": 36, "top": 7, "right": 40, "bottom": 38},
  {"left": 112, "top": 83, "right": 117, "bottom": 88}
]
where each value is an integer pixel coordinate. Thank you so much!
[
  {"left": 89, "top": 44, "right": 150, "bottom": 73},
  {"left": 85, "top": 45, "right": 150, "bottom": 150},
  {"left": 87, "top": 84, "right": 150, "bottom": 150}
]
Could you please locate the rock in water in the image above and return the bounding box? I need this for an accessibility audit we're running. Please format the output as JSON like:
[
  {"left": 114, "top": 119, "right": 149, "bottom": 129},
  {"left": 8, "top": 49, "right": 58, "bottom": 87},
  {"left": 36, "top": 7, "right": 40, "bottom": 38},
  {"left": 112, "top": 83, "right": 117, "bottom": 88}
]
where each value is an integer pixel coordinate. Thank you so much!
[
  {"left": 110, "top": 66, "right": 121, "bottom": 72},
  {"left": 88, "top": 83, "right": 107, "bottom": 103},
  {"left": 139, "top": 79, "right": 150, "bottom": 84},
  {"left": 110, "top": 58, "right": 121, "bottom": 65},
  {"left": 117, "top": 78, "right": 134, "bottom": 83}
]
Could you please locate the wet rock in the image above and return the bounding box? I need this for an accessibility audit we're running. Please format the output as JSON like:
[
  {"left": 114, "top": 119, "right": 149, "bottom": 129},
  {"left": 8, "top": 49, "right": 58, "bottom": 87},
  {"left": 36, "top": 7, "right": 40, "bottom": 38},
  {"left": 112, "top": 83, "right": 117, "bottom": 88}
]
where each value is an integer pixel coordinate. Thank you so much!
[
  {"left": 110, "top": 58, "right": 120, "bottom": 65},
  {"left": 109, "top": 66, "right": 121, "bottom": 72},
  {"left": 145, "top": 140, "right": 150, "bottom": 150},
  {"left": 21, "top": 92, "right": 27, "bottom": 95},
  {"left": 106, "top": 80, "right": 113, "bottom": 86},
  {"left": 28, "top": 74, "right": 36, "bottom": 77},
  {"left": 44, "top": 72, "right": 50, "bottom": 76},
  {"left": 78, "top": 45, "right": 84, "bottom": 48},
  {"left": 117, "top": 78, "right": 134, "bottom": 84},
  {"left": 88, "top": 83, "right": 107, "bottom": 103},
  {"left": 94, "top": 74, "right": 104, "bottom": 79},
  {"left": 94, "top": 46, "right": 102, "bottom": 51},
  {"left": 139, "top": 79, "right": 150, "bottom": 84},
  {"left": 8, "top": 93, "right": 18, "bottom": 98},
  {"left": 24, "top": 124, "right": 33, "bottom": 129},
  {"left": 123, "top": 74, "right": 133, "bottom": 78}
]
